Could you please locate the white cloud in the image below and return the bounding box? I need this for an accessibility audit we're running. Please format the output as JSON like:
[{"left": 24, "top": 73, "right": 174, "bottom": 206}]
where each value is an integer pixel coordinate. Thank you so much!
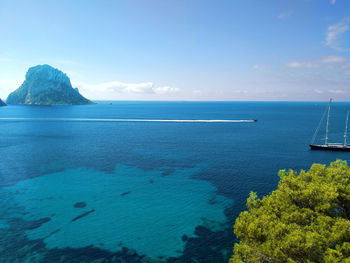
[
  {"left": 153, "top": 86, "right": 180, "bottom": 94},
  {"left": 73, "top": 81, "right": 179, "bottom": 95},
  {"left": 326, "top": 17, "right": 350, "bottom": 51},
  {"left": 321, "top": 55, "right": 346, "bottom": 63},
  {"left": 277, "top": 11, "right": 292, "bottom": 20},
  {"left": 286, "top": 61, "right": 320, "bottom": 68},
  {"left": 286, "top": 55, "right": 347, "bottom": 69},
  {"left": 116, "top": 82, "right": 154, "bottom": 93},
  {"left": 252, "top": 64, "right": 265, "bottom": 70},
  {"left": 314, "top": 89, "right": 324, "bottom": 94},
  {"left": 331, "top": 0, "right": 336, "bottom": 5},
  {"left": 330, "top": 89, "right": 346, "bottom": 94}
]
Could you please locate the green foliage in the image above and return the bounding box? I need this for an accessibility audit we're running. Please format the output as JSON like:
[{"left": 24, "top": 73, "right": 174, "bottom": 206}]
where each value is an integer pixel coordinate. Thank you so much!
[{"left": 230, "top": 160, "right": 350, "bottom": 263}]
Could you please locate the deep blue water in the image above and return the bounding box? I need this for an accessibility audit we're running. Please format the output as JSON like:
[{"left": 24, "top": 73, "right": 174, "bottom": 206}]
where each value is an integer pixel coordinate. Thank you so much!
[{"left": 0, "top": 101, "right": 350, "bottom": 263}]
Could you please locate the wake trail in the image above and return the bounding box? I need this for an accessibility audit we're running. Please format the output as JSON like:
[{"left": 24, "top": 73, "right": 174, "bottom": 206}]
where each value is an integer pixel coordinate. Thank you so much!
[{"left": 0, "top": 117, "right": 257, "bottom": 123}]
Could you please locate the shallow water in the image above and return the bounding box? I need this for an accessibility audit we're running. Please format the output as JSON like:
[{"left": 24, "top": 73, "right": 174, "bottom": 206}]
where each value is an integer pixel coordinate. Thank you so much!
[
  {"left": 0, "top": 101, "right": 350, "bottom": 262},
  {"left": 1, "top": 165, "right": 231, "bottom": 259}
]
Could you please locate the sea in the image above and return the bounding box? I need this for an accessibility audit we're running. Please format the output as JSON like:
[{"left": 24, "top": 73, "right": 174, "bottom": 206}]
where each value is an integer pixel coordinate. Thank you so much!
[{"left": 0, "top": 101, "right": 349, "bottom": 263}]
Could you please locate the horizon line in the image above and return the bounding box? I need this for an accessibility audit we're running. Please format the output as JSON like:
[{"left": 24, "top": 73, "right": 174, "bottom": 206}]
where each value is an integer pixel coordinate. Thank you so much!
[{"left": 90, "top": 99, "right": 350, "bottom": 103}]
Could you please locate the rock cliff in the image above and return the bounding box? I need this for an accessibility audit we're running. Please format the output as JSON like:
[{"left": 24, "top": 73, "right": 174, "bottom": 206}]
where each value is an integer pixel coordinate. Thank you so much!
[{"left": 6, "top": 65, "right": 93, "bottom": 105}]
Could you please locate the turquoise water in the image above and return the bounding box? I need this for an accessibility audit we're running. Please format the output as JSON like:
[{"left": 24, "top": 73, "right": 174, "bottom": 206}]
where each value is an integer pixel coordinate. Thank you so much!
[
  {"left": 2, "top": 165, "right": 231, "bottom": 259},
  {"left": 1, "top": 101, "right": 350, "bottom": 262}
]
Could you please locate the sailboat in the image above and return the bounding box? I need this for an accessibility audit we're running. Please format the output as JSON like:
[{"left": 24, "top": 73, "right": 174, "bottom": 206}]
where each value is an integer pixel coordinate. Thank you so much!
[{"left": 310, "top": 99, "right": 350, "bottom": 151}]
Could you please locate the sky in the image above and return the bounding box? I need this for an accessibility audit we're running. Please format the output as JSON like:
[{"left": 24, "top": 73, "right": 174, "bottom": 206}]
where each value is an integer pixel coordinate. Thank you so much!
[{"left": 1, "top": 0, "right": 350, "bottom": 101}]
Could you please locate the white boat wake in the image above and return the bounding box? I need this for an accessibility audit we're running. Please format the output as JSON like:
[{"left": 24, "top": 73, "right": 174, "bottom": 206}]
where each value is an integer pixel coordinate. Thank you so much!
[{"left": 0, "top": 117, "right": 257, "bottom": 123}]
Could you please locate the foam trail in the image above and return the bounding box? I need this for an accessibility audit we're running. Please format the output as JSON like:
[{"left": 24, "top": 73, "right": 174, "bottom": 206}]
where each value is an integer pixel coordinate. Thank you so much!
[{"left": 0, "top": 117, "right": 256, "bottom": 123}]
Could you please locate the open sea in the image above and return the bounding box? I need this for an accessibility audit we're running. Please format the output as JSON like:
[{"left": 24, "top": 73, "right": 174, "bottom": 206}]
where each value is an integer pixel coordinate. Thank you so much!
[{"left": 0, "top": 101, "right": 350, "bottom": 263}]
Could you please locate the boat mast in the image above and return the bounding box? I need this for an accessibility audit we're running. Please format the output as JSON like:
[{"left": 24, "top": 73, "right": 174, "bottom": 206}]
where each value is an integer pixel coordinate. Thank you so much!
[
  {"left": 325, "top": 99, "right": 332, "bottom": 145},
  {"left": 311, "top": 101, "right": 329, "bottom": 144},
  {"left": 344, "top": 111, "right": 349, "bottom": 146}
]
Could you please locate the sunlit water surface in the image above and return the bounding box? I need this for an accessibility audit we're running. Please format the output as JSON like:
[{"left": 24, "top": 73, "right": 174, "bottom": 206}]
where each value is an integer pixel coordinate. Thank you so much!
[{"left": 1, "top": 101, "right": 349, "bottom": 263}]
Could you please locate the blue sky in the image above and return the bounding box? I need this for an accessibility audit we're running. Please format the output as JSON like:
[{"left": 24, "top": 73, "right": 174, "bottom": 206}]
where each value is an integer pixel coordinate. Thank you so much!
[{"left": 1, "top": 0, "right": 350, "bottom": 101}]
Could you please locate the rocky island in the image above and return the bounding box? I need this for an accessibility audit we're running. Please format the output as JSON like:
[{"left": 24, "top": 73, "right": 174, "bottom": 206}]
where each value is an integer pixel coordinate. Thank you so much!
[
  {"left": 6, "top": 64, "right": 93, "bottom": 105},
  {"left": 0, "top": 99, "right": 6, "bottom": 106}
]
